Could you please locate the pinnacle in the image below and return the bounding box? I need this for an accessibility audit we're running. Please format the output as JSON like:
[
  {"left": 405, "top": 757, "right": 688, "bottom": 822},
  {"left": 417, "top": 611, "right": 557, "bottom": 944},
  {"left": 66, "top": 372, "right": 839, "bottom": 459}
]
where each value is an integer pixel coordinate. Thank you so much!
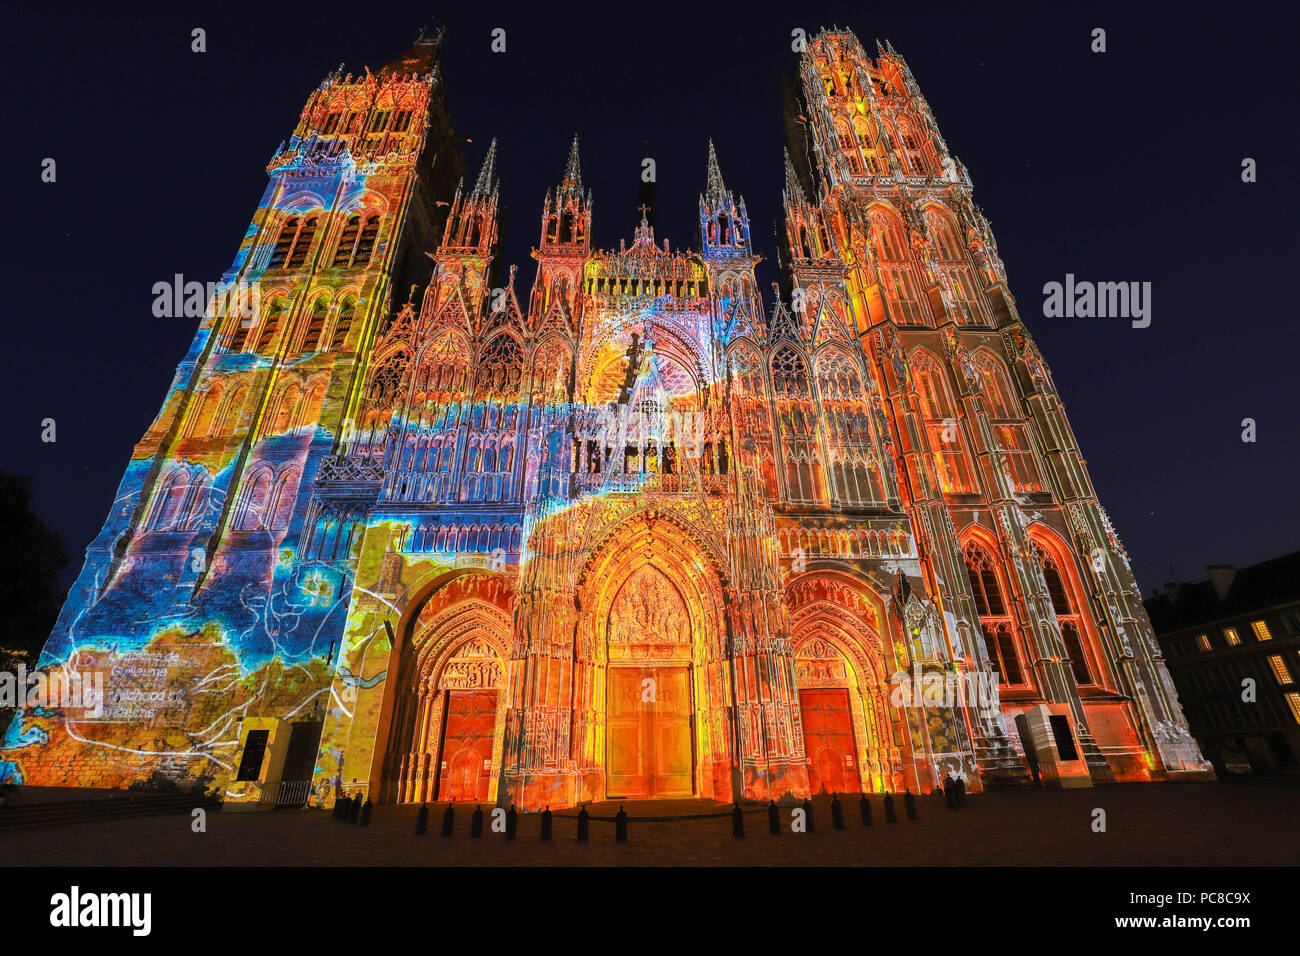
[
  {"left": 471, "top": 138, "right": 499, "bottom": 201},
  {"left": 783, "top": 148, "right": 807, "bottom": 205},
  {"left": 705, "top": 139, "right": 728, "bottom": 202},
  {"left": 562, "top": 133, "right": 583, "bottom": 195}
]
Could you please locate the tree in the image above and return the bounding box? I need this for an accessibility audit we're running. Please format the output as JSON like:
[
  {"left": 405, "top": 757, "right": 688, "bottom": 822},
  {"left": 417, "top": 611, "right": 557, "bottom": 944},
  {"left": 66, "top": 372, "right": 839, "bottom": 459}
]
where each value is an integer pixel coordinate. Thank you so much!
[{"left": 0, "top": 472, "right": 69, "bottom": 657}]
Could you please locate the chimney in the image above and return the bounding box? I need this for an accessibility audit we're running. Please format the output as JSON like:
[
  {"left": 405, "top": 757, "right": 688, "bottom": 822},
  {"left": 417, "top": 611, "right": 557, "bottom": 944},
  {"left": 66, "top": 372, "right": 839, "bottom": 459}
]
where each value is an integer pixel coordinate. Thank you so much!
[{"left": 1206, "top": 565, "right": 1237, "bottom": 602}]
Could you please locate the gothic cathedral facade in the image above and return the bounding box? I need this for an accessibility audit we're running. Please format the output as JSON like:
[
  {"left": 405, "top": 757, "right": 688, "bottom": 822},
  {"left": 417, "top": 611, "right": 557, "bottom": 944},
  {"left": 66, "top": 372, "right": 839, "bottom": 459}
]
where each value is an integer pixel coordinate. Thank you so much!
[{"left": 13, "top": 27, "right": 1211, "bottom": 809}]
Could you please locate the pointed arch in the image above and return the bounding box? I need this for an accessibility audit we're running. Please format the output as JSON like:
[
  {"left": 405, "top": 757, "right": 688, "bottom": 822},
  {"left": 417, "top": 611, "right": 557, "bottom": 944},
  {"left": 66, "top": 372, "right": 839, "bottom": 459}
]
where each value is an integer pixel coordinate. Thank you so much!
[
  {"left": 1029, "top": 525, "right": 1101, "bottom": 687},
  {"left": 330, "top": 295, "right": 358, "bottom": 350},
  {"left": 234, "top": 466, "right": 275, "bottom": 531},
  {"left": 255, "top": 298, "right": 287, "bottom": 353},
  {"left": 911, "top": 349, "right": 976, "bottom": 494},
  {"left": 785, "top": 571, "right": 902, "bottom": 793},
  {"left": 269, "top": 381, "right": 301, "bottom": 434},
  {"left": 815, "top": 345, "right": 882, "bottom": 507},
  {"left": 269, "top": 465, "right": 301, "bottom": 530},
  {"left": 869, "top": 205, "right": 926, "bottom": 325},
  {"left": 972, "top": 348, "right": 1043, "bottom": 492},
  {"left": 475, "top": 332, "right": 524, "bottom": 400},
  {"left": 301, "top": 295, "right": 330, "bottom": 352},
  {"left": 190, "top": 382, "right": 224, "bottom": 437},
  {"left": 148, "top": 468, "right": 190, "bottom": 531},
  {"left": 530, "top": 333, "right": 574, "bottom": 406},
  {"left": 960, "top": 534, "right": 1025, "bottom": 686}
]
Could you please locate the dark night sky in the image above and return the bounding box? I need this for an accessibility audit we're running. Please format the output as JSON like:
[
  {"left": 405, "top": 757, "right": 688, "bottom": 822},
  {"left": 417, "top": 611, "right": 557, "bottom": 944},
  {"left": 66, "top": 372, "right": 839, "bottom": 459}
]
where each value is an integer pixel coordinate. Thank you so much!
[{"left": 3, "top": 1, "right": 1297, "bottom": 599}]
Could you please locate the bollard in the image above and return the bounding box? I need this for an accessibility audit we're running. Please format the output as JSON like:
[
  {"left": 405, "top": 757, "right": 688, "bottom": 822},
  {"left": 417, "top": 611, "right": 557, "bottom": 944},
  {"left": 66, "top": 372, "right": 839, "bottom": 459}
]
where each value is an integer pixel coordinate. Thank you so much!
[
  {"left": 441, "top": 804, "right": 455, "bottom": 837},
  {"left": 615, "top": 805, "right": 629, "bottom": 842},
  {"left": 470, "top": 805, "right": 484, "bottom": 838},
  {"left": 768, "top": 801, "right": 781, "bottom": 835},
  {"left": 506, "top": 803, "right": 518, "bottom": 840},
  {"left": 831, "top": 793, "right": 845, "bottom": 830},
  {"left": 577, "top": 806, "right": 590, "bottom": 842},
  {"left": 802, "top": 798, "right": 815, "bottom": 833},
  {"left": 415, "top": 803, "right": 429, "bottom": 835},
  {"left": 359, "top": 798, "right": 373, "bottom": 827},
  {"left": 732, "top": 803, "right": 745, "bottom": 838},
  {"left": 904, "top": 789, "right": 917, "bottom": 820},
  {"left": 884, "top": 791, "right": 898, "bottom": 823},
  {"left": 540, "top": 806, "right": 552, "bottom": 841},
  {"left": 859, "top": 794, "right": 873, "bottom": 827}
]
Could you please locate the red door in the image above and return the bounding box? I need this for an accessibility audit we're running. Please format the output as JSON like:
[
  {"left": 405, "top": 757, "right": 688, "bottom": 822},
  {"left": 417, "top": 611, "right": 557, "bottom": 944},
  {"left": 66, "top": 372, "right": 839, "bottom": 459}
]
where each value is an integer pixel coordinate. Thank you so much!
[
  {"left": 438, "top": 690, "right": 497, "bottom": 802},
  {"left": 799, "top": 688, "right": 861, "bottom": 794}
]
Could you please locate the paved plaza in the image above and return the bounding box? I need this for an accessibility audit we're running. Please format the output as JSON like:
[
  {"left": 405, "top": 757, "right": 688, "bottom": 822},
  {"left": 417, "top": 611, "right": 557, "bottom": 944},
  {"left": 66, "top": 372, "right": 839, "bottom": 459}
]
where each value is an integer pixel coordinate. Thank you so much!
[{"left": 2, "top": 779, "right": 1295, "bottom": 867}]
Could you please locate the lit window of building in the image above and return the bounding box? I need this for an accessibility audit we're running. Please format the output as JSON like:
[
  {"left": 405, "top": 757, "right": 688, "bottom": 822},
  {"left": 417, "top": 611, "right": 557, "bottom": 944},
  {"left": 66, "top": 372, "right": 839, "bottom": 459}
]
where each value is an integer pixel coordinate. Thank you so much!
[
  {"left": 1267, "top": 655, "right": 1294, "bottom": 686},
  {"left": 1251, "top": 620, "right": 1273, "bottom": 641},
  {"left": 1197, "top": 634, "right": 1211, "bottom": 652},
  {"left": 1223, "top": 627, "right": 1241, "bottom": 646}
]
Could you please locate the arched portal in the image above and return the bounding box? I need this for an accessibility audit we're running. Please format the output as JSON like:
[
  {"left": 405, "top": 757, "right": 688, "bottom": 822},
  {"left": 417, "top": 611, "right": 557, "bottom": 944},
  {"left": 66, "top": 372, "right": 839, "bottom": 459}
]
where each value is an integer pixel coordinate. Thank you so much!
[
  {"left": 786, "top": 573, "right": 902, "bottom": 793},
  {"left": 575, "top": 512, "right": 731, "bottom": 803},
  {"left": 386, "top": 573, "right": 513, "bottom": 804},
  {"left": 605, "top": 564, "right": 695, "bottom": 798}
]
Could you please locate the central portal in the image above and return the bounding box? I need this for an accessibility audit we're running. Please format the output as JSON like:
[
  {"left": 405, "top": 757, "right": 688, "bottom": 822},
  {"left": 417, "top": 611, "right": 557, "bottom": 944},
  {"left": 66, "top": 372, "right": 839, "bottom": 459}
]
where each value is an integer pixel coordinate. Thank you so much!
[{"left": 605, "top": 564, "right": 696, "bottom": 799}]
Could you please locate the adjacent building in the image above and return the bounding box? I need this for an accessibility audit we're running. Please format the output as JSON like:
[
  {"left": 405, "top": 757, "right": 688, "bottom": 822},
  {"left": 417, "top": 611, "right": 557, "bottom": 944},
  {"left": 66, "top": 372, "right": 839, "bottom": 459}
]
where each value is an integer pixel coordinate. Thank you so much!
[{"left": 1146, "top": 554, "right": 1300, "bottom": 774}]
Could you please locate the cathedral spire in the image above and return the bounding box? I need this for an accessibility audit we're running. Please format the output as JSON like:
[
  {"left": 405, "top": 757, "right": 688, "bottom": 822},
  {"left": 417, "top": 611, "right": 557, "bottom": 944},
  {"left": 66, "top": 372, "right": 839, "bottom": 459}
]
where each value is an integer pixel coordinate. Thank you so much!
[
  {"left": 470, "top": 138, "right": 499, "bottom": 201},
  {"left": 783, "top": 147, "right": 808, "bottom": 207},
  {"left": 560, "top": 133, "right": 583, "bottom": 198},
  {"left": 704, "top": 139, "right": 728, "bottom": 205}
]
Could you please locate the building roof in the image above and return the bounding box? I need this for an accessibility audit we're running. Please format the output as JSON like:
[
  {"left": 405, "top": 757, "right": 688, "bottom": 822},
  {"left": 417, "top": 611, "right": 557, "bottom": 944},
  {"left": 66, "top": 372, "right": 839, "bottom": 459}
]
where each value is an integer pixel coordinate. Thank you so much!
[{"left": 1144, "top": 549, "right": 1300, "bottom": 634}]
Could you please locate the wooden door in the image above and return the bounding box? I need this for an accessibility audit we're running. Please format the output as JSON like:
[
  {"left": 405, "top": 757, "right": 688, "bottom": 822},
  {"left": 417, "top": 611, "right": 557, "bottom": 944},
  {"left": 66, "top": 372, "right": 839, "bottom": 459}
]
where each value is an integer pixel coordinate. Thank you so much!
[
  {"left": 437, "top": 690, "right": 497, "bottom": 802},
  {"left": 799, "top": 687, "right": 861, "bottom": 794},
  {"left": 607, "top": 666, "right": 693, "bottom": 799}
]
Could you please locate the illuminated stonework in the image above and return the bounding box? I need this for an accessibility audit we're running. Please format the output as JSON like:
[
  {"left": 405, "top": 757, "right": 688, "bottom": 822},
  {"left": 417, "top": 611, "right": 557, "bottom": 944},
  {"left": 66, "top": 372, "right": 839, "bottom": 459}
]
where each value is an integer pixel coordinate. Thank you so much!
[{"left": 7, "top": 27, "right": 1212, "bottom": 808}]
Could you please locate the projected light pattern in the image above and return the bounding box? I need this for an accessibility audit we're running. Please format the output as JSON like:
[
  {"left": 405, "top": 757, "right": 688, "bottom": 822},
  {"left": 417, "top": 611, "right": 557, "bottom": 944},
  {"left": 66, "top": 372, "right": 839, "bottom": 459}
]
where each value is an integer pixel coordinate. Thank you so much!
[{"left": 10, "top": 27, "right": 1211, "bottom": 810}]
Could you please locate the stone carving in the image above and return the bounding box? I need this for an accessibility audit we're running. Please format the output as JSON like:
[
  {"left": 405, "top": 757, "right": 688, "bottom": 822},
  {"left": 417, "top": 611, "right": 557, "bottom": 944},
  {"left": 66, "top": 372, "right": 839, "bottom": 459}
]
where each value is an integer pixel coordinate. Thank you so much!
[{"left": 608, "top": 565, "right": 691, "bottom": 656}]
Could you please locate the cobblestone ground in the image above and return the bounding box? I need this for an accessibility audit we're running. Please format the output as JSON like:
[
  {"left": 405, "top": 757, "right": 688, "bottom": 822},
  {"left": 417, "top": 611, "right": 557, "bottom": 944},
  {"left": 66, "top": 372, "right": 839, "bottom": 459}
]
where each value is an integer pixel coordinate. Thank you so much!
[{"left": 3, "top": 780, "right": 1296, "bottom": 866}]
